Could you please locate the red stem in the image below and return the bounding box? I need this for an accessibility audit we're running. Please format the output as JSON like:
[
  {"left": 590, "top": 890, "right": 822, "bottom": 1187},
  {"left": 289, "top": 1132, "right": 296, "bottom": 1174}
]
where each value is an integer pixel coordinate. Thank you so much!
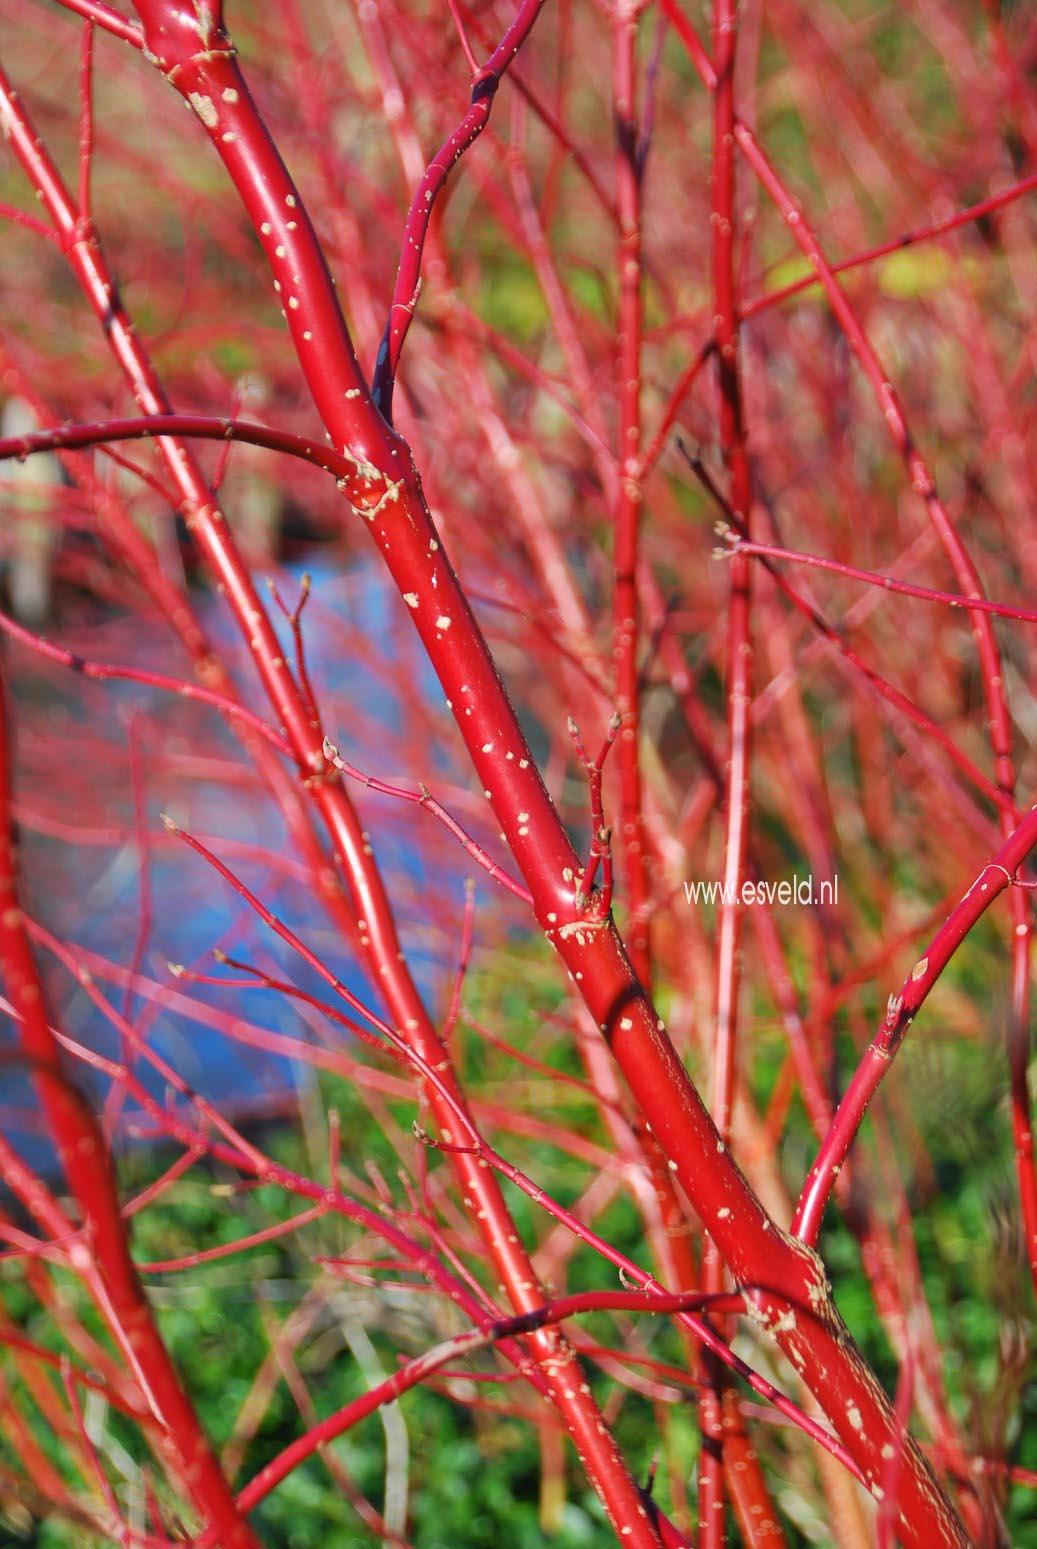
[
  {"left": 700, "top": 2, "right": 756, "bottom": 1538},
  {"left": 225, "top": 1287, "right": 740, "bottom": 1529},
  {"left": 0, "top": 682, "right": 259, "bottom": 1547},
  {"left": 725, "top": 537, "right": 1037, "bottom": 627},
  {"left": 371, "top": 0, "right": 547, "bottom": 417},
  {"left": 0, "top": 605, "right": 291, "bottom": 754},
  {"left": 794, "top": 816, "right": 1037, "bottom": 1247},
  {"left": 612, "top": 0, "right": 652, "bottom": 982},
  {"left": 50, "top": 0, "right": 142, "bottom": 46}
]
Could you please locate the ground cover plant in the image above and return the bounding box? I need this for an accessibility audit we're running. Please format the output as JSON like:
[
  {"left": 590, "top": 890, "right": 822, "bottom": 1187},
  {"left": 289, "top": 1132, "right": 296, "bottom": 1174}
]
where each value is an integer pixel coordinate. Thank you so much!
[{"left": 0, "top": 0, "right": 1036, "bottom": 1544}]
